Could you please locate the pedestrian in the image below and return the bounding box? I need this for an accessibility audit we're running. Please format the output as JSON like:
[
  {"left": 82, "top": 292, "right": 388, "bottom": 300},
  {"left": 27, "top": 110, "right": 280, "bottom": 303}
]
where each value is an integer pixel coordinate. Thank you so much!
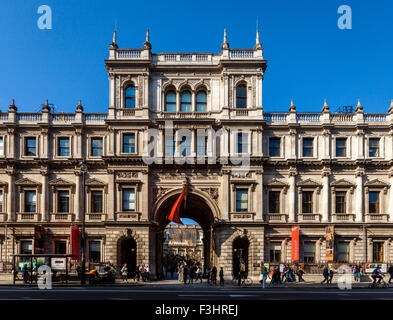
[
  {"left": 281, "top": 265, "right": 287, "bottom": 283},
  {"left": 76, "top": 264, "right": 81, "bottom": 280},
  {"left": 261, "top": 267, "right": 269, "bottom": 289},
  {"left": 328, "top": 268, "right": 334, "bottom": 284},
  {"left": 146, "top": 265, "right": 150, "bottom": 281},
  {"left": 188, "top": 265, "right": 195, "bottom": 284},
  {"left": 297, "top": 266, "right": 305, "bottom": 282},
  {"left": 211, "top": 266, "right": 217, "bottom": 285},
  {"left": 196, "top": 266, "right": 203, "bottom": 283},
  {"left": 321, "top": 265, "right": 329, "bottom": 284},
  {"left": 183, "top": 265, "right": 188, "bottom": 284},
  {"left": 206, "top": 267, "right": 210, "bottom": 284},
  {"left": 121, "top": 263, "right": 128, "bottom": 282},
  {"left": 136, "top": 265, "right": 141, "bottom": 281},
  {"left": 219, "top": 267, "right": 224, "bottom": 286},
  {"left": 354, "top": 264, "right": 361, "bottom": 283},
  {"left": 388, "top": 264, "right": 393, "bottom": 284}
]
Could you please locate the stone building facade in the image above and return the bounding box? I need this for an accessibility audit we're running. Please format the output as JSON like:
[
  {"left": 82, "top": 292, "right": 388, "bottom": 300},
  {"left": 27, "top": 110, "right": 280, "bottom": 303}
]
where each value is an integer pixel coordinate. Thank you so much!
[{"left": 0, "top": 29, "right": 393, "bottom": 278}]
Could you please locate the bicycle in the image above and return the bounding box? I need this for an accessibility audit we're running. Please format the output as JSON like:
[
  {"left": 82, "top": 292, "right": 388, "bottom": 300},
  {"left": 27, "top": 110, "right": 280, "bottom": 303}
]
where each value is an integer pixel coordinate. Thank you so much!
[
  {"left": 231, "top": 277, "right": 253, "bottom": 286},
  {"left": 368, "top": 277, "right": 389, "bottom": 289}
]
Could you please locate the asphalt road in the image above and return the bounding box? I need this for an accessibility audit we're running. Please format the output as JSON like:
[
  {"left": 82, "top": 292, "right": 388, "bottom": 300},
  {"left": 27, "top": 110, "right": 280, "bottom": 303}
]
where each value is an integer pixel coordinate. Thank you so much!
[{"left": 0, "top": 286, "right": 392, "bottom": 300}]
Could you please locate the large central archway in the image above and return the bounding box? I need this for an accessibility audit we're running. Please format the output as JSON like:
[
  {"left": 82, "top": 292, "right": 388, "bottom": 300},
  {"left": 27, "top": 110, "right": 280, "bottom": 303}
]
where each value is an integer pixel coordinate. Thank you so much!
[{"left": 153, "top": 188, "right": 218, "bottom": 278}]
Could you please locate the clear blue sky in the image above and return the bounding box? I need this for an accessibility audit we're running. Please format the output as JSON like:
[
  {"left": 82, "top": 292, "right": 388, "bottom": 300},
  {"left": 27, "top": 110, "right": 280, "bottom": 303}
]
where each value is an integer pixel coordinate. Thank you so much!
[{"left": 1, "top": 0, "right": 392, "bottom": 114}]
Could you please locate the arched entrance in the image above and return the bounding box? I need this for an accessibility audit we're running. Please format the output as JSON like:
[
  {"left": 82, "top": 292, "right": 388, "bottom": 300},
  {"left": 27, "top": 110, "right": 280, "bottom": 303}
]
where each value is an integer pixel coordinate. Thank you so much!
[
  {"left": 153, "top": 189, "right": 218, "bottom": 279},
  {"left": 119, "top": 237, "right": 137, "bottom": 277},
  {"left": 232, "top": 236, "right": 250, "bottom": 277}
]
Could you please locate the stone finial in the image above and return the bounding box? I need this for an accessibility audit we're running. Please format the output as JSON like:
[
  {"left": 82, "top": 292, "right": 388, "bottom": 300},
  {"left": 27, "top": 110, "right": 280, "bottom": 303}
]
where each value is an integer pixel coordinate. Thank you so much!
[
  {"left": 143, "top": 28, "right": 152, "bottom": 50},
  {"left": 289, "top": 99, "right": 296, "bottom": 112},
  {"left": 42, "top": 99, "right": 50, "bottom": 112},
  {"left": 76, "top": 99, "right": 84, "bottom": 112},
  {"left": 221, "top": 28, "right": 229, "bottom": 50},
  {"left": 322, "top": 99, "right": 330, "bottom": 112},
  {"left": 109, "top": 30, "right": 118, "bottom": 49},
  {"left": 355, "top": 99, "right": 363, "bottom": 113},
  {"left": 9, "top": 99, "right": 17, "bottom": 112},
  {"left": 254, "top": 30, "right": 263, "bottom": 50},
  {"left": 389, "top": 100, "right": 393, "bottom": 114}
]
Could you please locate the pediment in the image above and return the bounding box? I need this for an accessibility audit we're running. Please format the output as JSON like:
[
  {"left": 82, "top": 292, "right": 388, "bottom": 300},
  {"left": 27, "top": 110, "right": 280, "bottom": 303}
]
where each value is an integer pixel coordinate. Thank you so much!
[
  {"left": 15, "top": 178, "right": 40, "bottom": 186},
  {"left": 49, "top": 178, "right": 75, "bottom": 186},
  {"left": 297, "top": 178, "right": 321, "bottom": 187},
  {"left": 364, "top": 179, "right": 389, "bottom": 187},
  {"left": 265, "top": 179, "right": 288, "bottom": 187},
  {"left": 330, "top": 179, "right": 355, "bottom": 187},
  {"left": 85, "top": 178, "right": 106, "bottom": 186}
]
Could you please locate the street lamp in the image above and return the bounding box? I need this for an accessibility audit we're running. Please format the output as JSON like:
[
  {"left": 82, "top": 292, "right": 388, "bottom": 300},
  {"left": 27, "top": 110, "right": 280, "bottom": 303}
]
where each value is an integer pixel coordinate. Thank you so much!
[{"left": 79, "top": 160, "right": 88, "bottom": 284}]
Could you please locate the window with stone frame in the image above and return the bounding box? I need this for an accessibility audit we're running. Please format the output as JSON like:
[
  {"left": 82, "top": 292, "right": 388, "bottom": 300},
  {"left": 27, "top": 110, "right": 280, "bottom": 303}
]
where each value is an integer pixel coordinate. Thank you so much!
[
  {"left": 24, "top": 190, "right": 37, "bottom": 213},
  {"left": 373, "top": 242, "right": 384, "bottom": 263},
  {"left": 235, "top": 188, "right": 248, "bottom": 212},
  {"left": 335, "top": 138, "right": 347, "bottom": 157},
  {"left": 165, "top": 136, "right": 175, "bottom": 156},
  {"left": 122, "top": 188, "right": 135, "bottom": 211},
  {"left": 368, "top": 191, "right": 380, "bottom": 213},
  {"left": 237, "top": 132, "right": 248, "bottom": 154},
  {"left": 302, "top": 138, "right": 314, "bottom": 157},
  {"left": 54, "top": 240, "right": 67, "bottom": 254},
  {"left": 91, "top": 190, "right": 103, "bottom": 213},
  {"left": 269, "top": 137, "right": 281, "bottom": 157},
  {"left": 196, "top": 90, "right": 207, "bottom": 112},
  {"left": 336, "top": 242, "right": 349, "bottom": 263},
  {"left": 0, "top": 190, "right": 3, "bottom": 212},
  {"left": 196, "top": 136, "right": 207, "bottom": 156},
  {"left": 89, "top": 241, "right": 101, "bottom": 263},
  {"left": 180, "top": 136, "right": 191, "bottom": 156},
  {"left": 25, "top": 137, "right": 37, "bottom": 156},
  {"left": 335, "top": 191, "right": 347, "bottom": 214},
  {"left": 125, "top": 85, "right": 136, "bottom": 109},
  {"left": 165, "top": 90, "right": 176, "bottom": 112},
  {"left": 235, "top": 84, "right": 247, "bottom": 108},
  {"left": 0, "top": 137, "right": 4, "bottom": 156},
  {"left": 302, "top": 191, "right": 313, "bottom": 214},
  {"left": 122, "top": 133, "right": 136, "bottom": 154},
  {"left": 369, "top": 138, "right": 380, "bottom": 157},
  {"left": 57, "top": 137, "right": 70, "bottom": 157},
  {"left": 303, "top": 242, "right": 315, "bottom": 263},
  {"left": 180, "top": 90, "right": 192, "bottom": 112},
  {"left": 91, "top": 137, "right": 103, "bottom": 157},
  {"left": 269, "top": 243, "right": 281, "bottom": 262},
  {"left": 268, "top": 191, "right": 280, "bottom": 213},
  {"left": 57, "top": 190, "right": 70, "bottom": 213}
]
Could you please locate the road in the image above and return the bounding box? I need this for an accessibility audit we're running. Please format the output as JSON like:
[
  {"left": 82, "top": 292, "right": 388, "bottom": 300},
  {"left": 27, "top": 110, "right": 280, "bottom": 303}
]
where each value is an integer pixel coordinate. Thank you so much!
[{"left": 0, "top": 285, "right": 392, "bottom": 300}]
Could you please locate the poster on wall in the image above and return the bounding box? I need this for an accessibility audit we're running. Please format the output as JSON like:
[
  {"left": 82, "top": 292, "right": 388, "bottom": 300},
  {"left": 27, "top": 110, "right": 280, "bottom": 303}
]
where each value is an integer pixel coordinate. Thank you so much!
[
  {"left": 365, "top": 263, "right": 387, "bottom": 273},
  {"left": 291, "top": 226, "right": 300, "bottom": 262},
  {"left": 325, "top": 226, "right": 335, "bottom": 261}
]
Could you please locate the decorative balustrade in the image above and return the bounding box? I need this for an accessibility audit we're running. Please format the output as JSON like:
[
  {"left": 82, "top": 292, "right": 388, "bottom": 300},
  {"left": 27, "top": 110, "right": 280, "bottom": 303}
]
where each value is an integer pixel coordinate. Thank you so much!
[
  {"left": 160, "top": 112, "right": 211, "bottom": 119},
  {"left": 330, "top": 114, "right": 354, "bottom": 122},
  {"left": 159, "top": 54, "right": 212, "bottom": 63},
  {"left": 116, "top": 49, "right": 142, "bottom": 59},
  {"left": 17, "top": 113, "right": 42, "bottom": 121},
  {"left": 264, "top": 113, "right": 287, "bottom": 122},
  {"left": 364, "top": 114, "right": 387, "bottom": 122},
  {"left": 51, "top": 113, "right": 76, "bottom": 122},
  {"left": 230, "top": 49, "right": 254, "bottom": 58},
  {"left": 297, "top": 113, "right": 320, "bottom": 122},
  {"left": 84, "top": 113, "right": 108, "bottom": 121},
  {"left": 0, "top": 113, "right": 8, "bottom": 121},
  {"left": 235, "top": 109, "right": 249, "bottom": 116}
]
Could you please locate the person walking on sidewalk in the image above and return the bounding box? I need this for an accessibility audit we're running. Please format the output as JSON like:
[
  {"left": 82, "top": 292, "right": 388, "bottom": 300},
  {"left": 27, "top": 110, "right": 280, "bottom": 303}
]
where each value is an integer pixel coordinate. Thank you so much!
[
  {"left": 321, "top": 266, "right": 329, "bottom": 284},
  {"left": 328, "top": 267, "right": 334, "bottom": 284},
  {"left": 211, "top": 266, "right": 218, "bottom": 285},
  {"left": 219, "top": 267, "right": 225, "bottom": 286},
  {"left": 297, "top": 266, "right": 305, "bottom": 282},
  {"left": 354, "top": 264, "right": 361, "bottom": 283},
  {"left": 196, "top": 266, "right": 203, "bottom": 283},
  {"left": 261, "top": 267, "right": 269, "bottom": 289},
  {"left": 388, "top": 265, "right": 393, "bottom": 284}
]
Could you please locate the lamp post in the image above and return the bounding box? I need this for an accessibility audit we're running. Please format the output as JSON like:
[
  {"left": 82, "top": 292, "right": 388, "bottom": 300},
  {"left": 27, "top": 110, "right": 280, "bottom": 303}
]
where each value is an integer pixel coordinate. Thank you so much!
[{"left": 79, "top": 160, "right": 88, "bottom": 284}]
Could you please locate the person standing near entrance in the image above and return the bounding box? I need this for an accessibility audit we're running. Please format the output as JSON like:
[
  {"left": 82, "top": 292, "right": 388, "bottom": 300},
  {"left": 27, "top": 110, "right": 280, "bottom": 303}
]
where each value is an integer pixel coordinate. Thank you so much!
[
  {"left": 219, "top": 267, "right": 224, "bottom": 286},
  {"left": 121, "top": 263, "right": 128, "bottom": 282},
  {"left": 321, "top": 265, "right": 329, "bottom": 284}
]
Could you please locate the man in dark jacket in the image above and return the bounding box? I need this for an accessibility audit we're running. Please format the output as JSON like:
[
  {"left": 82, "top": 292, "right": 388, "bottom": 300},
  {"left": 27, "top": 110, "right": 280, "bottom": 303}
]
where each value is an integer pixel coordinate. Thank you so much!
[
  {"left": 183, "top": 265, "right": 188, "bottom": 284},
  {"left": 321, "top": 266, "right": 329, "bottom": 284},
  {"left": 388, "top": 265, "right": 393, "bottom": 284},
  {"left": 219, "top": 267, "right": 224, "bottom": 286}
]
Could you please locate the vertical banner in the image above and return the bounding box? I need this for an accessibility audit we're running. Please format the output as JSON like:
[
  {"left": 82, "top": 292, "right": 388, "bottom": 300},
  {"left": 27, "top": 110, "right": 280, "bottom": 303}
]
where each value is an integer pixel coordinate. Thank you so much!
[
  {"left": 325, "top": 226, "right": 335, "bottom": 261},
  {"left": 291, "top": 226, "right": 300, "bottom": 262},
  {"left": 70, "top": 226, "right": 80, "bottom": 260},
  {"left": 34, "top": 226, "right": 45, "bottom": 254}
]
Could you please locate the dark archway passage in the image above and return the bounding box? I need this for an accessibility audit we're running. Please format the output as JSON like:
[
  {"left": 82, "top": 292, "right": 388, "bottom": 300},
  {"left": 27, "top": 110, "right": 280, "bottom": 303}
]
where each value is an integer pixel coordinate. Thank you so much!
[
  {"left": 154, "top": 191, "right": 215, "bottom": 279},
  {"left": 232, "top": 236, "right": 250, "bottom": 277},
  {"left": 119, "top": 237, "right": 137, "bottom": 277}
]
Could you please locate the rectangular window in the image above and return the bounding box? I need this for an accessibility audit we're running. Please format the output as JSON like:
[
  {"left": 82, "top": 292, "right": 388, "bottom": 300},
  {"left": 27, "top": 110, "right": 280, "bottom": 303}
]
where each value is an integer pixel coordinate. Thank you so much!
[
  {"left": 235, "top": 189, "right": 248, "bottom": 212},
  {"left": 58, "top": 138, "right": 70, "bottom": 157},
  {"left": 54, "top": 240, "right": 67, "bottom": 254},
  {"left": 180, "top": 137, "right": 191, "bottom": 156},
  {"left": 302, "top": 191, "right": 313, "bottom": 214},
  {"left": 89, "top": 241, "right": 101, "bottom": 263},
  {"left": 123, "top": 134, "right": 136, "bottom": 153},
  {"left": 0, "top": 190, "right": 3, "bottom": 212},
  {"left": 303, "top": 242, "right": 315, "bottom": 263},
  {"left": 24, "top": 190, "right": 36, "bottom": 213},
  {"left": 269, "top": 138, "right": 281, "bottom": 157},
  {"left": 122, "top": 189, "right": 135, "bottom": 211},
  {"left": 302, "top": 138, "right": 313, "bottom": 157},
  {"left": 58, "top": 191, "right": 70, "bottom": 213},
  {"left": 21, "top": 241, "right": 32, "bottom": 255},
  {"left": 237, "top": 133, "right": 248, "bottom": 154},
  {"left": 335, "top": 191, "right": 346, "bottom": 214},
  {"left": 165, "top": 137, "right": 175, "bottom": 156},
  {"left": 268, "top": 191, "right": 280, "bottom": 213},
  {"left": 373, "top": 242, "right": 384, "bottom": 263},
  {"left": 369, "top": 191, "right": 380, "bottom": 213},
  {"left": 369, "top": 138, "right": 380, "bottom": 157},
  {"left": 91, "top": 191, "right": 103, "bottom": 213},
  {"left": 197, "top": 136, "right": 207, "bottom": 156},
  {"left": 270, "top": 243, "right": 281, "bottom": 262},
  {"left": 336, "top": 138, "right": 347, "bottom": 157},
  {"left": 336, "top": 242, "right": 349, "bottom": 263},
  {"left": 25, "top": 137, "right": 36, "bottom": 156},
  {"left": 0, "top": 137, "right": 4, "bottom": 156},
  {"left": 91, "top": 138, "right": 103, "bottom": 157}
]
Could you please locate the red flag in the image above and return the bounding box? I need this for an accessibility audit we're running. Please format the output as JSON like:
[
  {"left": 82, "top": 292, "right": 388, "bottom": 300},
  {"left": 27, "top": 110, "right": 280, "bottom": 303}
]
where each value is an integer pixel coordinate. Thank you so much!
[
  {"left": 70, "top": 225, "right": 79, "bottom": 260},
  {"left": 291, "top": 226, "right": 300, "bottom": 262},
  {"left": 167, "top": 183, "right": 188, "bottom": 225}
]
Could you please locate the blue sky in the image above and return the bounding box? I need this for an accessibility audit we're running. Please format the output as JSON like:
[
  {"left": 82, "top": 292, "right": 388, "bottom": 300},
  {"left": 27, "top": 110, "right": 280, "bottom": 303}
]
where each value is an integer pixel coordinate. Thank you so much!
[{"left": 1, "top": 0, "right": 392, "bottom": 114}]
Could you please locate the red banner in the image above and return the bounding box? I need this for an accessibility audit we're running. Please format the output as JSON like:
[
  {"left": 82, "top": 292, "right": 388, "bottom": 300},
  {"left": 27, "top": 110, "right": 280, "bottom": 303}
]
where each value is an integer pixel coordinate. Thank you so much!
[
  {"left": 70, "top": 226, "right": 79, "bottom": 260},
  {"left": 34, "top": 226, "right": 45, "bottom": 254},
  {"left": 291, "top": 226, "right": 300, "bottom": 262},
  {"left": 326, "top": 226, "right": 335, "bottom": 261},
  {"left": 167, "top": 183, "right": 189, "bottom": 225}
]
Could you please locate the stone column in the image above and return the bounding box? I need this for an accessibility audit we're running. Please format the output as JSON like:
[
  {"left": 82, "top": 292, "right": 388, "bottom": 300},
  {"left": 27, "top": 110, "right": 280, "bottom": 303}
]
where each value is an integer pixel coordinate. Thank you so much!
[
  {"left": 355, "top": 169, "right": 364, "bottom": 223},
  {"left": 390, "top": 172, "right": 393, "bottom": 222},
  {"left": 289, "top": 129, "right": 296, "bottom": 159},
  {"left": 40, "top": 128, "right": 49, "bottom": 159},
  {"left": 255, "top": 170, "right": 264, "bottom": 221},
  {"left": 356, "top": 129, "right": 365, "bottom": 159},
  {"left": 288, "top": 168, "right": 297, "bottom": 223},
  {"left": 107, "top": 169, "right": 115, "bottom": 221},
  {"left": 141, "top": 170, "right": 149, "bottom": 221},
  {"left": 221, "top": 170, "right": 230, "bottom": 220},
  {"left": 74, "top": 171, "right": 82, "bottom": 221},
  {"left": 322, "top": 129, "right": 331, "bottom": 160},
  {"left": 41, "top": 168, "right": 49, "bottom": 221},
  {"left": 7, "top": 128, "right": 15, "bottom": 159},
  {"left": 321, "top": 168, "right": 330, "bottom": 222},
  {"left": 6, "top": 167, "right": 15, "bottom": 221}
]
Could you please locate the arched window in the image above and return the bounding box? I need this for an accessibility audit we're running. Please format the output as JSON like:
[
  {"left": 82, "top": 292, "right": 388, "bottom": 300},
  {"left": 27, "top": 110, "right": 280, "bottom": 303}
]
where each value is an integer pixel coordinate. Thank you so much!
[
  {"left": 165, "top": 90, "right": 176, "bottom": 112},
  {"left": 196, "top": 91, "right": 207, "bottom": 112},
  {"left": 236, "top": 84, "right": 247, "bottom": 108},
  {"left": 125, "top": 85, "right": 136, "bottom": 109},
  {"left": 180, "top": 90, "right": 191, "bottom": 112}
]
